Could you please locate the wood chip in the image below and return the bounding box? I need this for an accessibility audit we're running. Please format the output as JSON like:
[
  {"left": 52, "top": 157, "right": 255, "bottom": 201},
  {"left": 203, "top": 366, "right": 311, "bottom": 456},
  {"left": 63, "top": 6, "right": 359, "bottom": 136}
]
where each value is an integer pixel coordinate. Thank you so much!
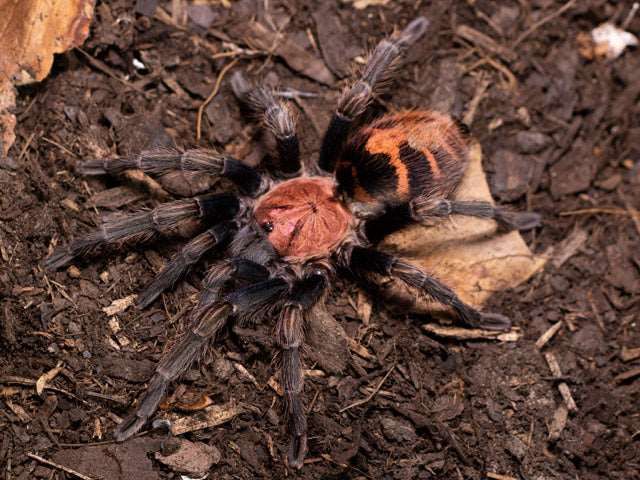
[
  {"left": 422, "top": 324, "right": 521, "bottom": 342},
  {"left": 544, "top": 352, "right": 577, "bottom": 412},
  {"left": 90, "top": 186, "right": 145, "bottom": 209},
  {"left": 535, "top": 321, "right": 563, "bottom": 350},
  {"left": 551, "top": 227, "right": 588, "bottom": 268},
  {"left": 547, "top": 404, "right": 568, "bottom": 441},
  {"left": 267, "top": 376, "right": 283, "bottom": 396},
  {"left": 487, "top": 473, "right": 518, "bottom": 480},
  {"left": 167, "top": 402, "right": 245, "bottom": 436},
  {"left": 342, "top": 0, "right": 390, "bottom": 9},
  {"left": 614, "top": 367, "right": 640, "bottom": 384},
  {"left": 621, "top": 346, "right": 640, "bottom": 362},
  {"left": 35, "top": 361, "right": 64, "bottom": 397},
  {"left": 232, "top": 362, "right": 260, "bottom": 388},
  {"left": 102, "top": 295, "right": 137, "bottom": 316},
  {"left": 346, "top": 337, "right": 376, "bottom": 360}
]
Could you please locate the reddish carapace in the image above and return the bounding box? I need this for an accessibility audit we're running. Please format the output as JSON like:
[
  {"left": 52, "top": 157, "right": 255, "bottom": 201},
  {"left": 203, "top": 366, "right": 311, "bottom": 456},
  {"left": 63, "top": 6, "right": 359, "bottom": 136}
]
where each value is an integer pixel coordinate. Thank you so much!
[{"left": 253, "top": 177, "right": 352, "bottom": 259}]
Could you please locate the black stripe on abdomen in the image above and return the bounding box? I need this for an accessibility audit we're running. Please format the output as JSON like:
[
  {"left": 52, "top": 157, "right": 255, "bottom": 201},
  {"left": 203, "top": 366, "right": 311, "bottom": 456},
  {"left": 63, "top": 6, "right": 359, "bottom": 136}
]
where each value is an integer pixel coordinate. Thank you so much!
[{"left": 398, "top": 141, "right": 433, "bottom": 198}]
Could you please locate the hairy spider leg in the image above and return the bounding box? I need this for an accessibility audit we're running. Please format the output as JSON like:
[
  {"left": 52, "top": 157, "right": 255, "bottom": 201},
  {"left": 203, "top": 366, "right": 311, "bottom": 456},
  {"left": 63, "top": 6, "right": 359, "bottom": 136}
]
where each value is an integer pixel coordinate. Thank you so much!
[
  {"left": 232, "top": 72, "right": 301, "bottom": 175},
  {"left": 78, "top": 148, "right": 263, "bottom": 196},
  {"left": 319, "top": 17, "right": 430, "bottom": 173},
  {"left": 346, "top": 246, "right": 512, "bottom": 331},
  {"left": 136, "top": 220, "right": 237, "bottom": 309},
  {"left": 114, "top": 260, "right": 283, "bottom": 442},
  {"left": 364, "top": 199, "right": 542, "bottom": 244},
  {"left": 44, "top": 193, "right": 239, "bottom": 270},
  {"left": 276, "top": 271, "right": 328, "bottom": 469}
]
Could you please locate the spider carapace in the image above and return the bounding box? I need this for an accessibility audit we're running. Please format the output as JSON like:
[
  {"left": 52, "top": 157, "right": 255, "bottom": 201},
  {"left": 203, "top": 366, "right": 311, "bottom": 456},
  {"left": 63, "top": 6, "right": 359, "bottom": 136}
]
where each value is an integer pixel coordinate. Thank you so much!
[{"left": 45, "top": 16, "right": 541, "bottom": 470}]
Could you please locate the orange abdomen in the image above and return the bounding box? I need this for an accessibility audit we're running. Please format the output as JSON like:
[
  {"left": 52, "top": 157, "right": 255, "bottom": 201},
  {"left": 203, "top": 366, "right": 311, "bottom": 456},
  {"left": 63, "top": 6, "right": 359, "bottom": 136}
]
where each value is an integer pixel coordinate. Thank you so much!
[{"left": 336, "top": 110, "right": 469, "bottom": 205}]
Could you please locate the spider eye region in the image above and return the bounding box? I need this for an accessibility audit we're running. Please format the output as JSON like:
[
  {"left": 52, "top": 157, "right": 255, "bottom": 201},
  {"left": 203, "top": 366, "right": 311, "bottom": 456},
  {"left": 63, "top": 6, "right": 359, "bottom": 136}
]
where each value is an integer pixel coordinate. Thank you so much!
[{"left": 254, "top": 177, "right": 352, "bottom": 260}]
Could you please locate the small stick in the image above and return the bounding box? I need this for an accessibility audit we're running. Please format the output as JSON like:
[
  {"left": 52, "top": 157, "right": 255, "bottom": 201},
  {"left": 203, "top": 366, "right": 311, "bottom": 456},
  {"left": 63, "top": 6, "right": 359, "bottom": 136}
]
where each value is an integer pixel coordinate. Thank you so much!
[
  {"left": 513, "top": 0, "right": 578, "bottom": 48},
  {"left": 340, "top": 364, "right": 394, "bottom": 413},
  {"left": 614, "top": 367, "right": 640, "bottom": 384},
  {"left": 535, "top": 321, "right": 563, "bottom": 349},
  {"left": 487, "top": 473, "right": 518, "bottom": 480},
  {"left": 621, "top": 2, "right": 639, "bottom": 30},
  {"left": 27, "top": 453, "right": 95, "bottom": 480},
  {"left": 559, "top": 207, "right": 629, "bottom": 216},
  {"left": 196, "top": 58, "right": 239, "bottom": 143},
  {"left": 544, "top": 352, "right": 578, "bottom": 412}
]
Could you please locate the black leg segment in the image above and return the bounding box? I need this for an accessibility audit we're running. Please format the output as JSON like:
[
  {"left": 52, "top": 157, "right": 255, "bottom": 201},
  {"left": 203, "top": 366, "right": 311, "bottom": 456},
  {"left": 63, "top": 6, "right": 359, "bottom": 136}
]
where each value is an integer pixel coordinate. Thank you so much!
[
  {"left": 411, "top": 198, "right": 541, "bottom": 231},
  {"left": 231, "top": 72, "right": 301, "bottom": 175},
  {"left": 136, "top": 221, "right": 237, "bottom": 309},
  {"left": 347, "top": 246, "right": 511, "bottom": 331},
  {"left": 276, "top": 271, "right": 328, "bottom": 469},
  {"left": 78, "top": 148, "right": 263, "bottom": 197},
  {"left": 114, "top": 268, "right": 290, "bottom": 442},
  {"left": 319, "top": 17, "right": 429, "bottom": 173},
  {"left": 45, "top": 193, "right": 240, "bottom": 270}
]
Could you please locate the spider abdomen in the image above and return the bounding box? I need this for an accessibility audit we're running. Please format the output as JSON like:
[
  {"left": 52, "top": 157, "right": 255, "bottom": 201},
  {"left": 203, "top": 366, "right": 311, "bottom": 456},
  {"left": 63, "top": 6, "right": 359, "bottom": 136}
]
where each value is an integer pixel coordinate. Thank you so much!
[
  {"left": 253, "top": 177, "right": 352, "bottom": 260},
  {"left": 337, "top": 110, "right": 469, "bottom": 204}
]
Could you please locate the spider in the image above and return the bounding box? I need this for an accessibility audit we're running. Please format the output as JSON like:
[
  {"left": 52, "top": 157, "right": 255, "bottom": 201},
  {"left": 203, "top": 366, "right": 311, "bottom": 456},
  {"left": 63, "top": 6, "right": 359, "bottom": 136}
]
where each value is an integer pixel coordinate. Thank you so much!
[{"left": 45, "top": 17, "right": 540, "bottom": 469}]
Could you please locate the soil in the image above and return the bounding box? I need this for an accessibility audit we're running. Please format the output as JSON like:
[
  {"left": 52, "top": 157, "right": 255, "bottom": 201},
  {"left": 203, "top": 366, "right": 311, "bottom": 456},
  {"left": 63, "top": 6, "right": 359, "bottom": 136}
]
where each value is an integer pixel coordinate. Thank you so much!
[{"left": 2, "top": 1, "right": 640, "bottom": 479}]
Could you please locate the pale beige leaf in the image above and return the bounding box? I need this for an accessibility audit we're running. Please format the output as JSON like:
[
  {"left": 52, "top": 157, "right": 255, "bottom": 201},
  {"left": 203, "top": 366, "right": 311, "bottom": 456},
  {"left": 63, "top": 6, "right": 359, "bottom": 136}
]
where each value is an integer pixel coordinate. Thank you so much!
[{"left": 381, "top": 141, "right": 546, "bottom": 312}]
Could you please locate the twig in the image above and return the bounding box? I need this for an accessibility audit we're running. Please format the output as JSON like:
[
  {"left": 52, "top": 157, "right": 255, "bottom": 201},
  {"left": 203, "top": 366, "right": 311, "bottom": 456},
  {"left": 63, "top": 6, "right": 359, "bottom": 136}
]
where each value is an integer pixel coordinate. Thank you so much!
[
  {"left": 487, "top": 473, "right": 518, "bottom": 480},
  {"left": 196, "top": 58, "right": 239, "bottom": 143},
  {"left": 0, "top": 376, "right": 90, "bottom": 406},
  {"left": 535, "top": 321, "right": 563, "bottom": 349},
  {"left": 75, "top": 48, "right": 147, "bottom": 96},
  {"left": 544, "top": 352, "right": 578, "bottom": 412},
  {"left": 340, "top": 364, "right": 395, "bottom": 413},
  {"left": 27, "top": 453, "right": 95, "bottom": 480},
  {"left": 513, "top": 0, "right": 578, "bottom": 48},
  {"left": 462, "top": 73, "right": 490, "bottom": 126},
  {"left": 559, "top": 207, "right": 630, "bottom": 216}
]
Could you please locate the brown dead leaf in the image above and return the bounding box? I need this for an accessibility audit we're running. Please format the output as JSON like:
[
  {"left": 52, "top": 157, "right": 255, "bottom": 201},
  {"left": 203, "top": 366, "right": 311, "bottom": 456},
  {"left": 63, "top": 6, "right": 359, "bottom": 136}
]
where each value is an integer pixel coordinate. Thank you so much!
[
  {"left": 381, "top": 141, "right": 546, "bottom": 312},
  {"left": 0, "top": 0, "right": 94, "bottom": 156}
]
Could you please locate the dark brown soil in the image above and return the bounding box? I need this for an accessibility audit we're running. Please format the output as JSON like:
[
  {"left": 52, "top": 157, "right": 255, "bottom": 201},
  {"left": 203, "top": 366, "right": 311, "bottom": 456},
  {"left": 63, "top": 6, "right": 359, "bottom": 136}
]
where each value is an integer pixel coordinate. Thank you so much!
[{"left": 2, "top": 1, "right": 640, "bottom": 479}]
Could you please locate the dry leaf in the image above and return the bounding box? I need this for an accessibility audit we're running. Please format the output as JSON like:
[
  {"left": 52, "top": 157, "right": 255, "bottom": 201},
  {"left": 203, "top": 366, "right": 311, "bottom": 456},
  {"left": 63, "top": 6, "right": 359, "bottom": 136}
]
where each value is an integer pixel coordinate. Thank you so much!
[
  {"left": 381, "top": 141, "right": 546, "bottom": 312},
  {"left": 0, "top": 0, "right": 94, "bottom": 156}
]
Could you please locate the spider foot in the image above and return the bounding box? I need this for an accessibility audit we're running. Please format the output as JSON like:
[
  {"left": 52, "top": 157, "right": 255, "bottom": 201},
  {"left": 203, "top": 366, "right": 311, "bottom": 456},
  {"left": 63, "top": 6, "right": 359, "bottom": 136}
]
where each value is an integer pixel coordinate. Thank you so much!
[
  {"left": 287, "top": 433, "right": 308, "bottom": 470},
  {"left": 113, "top": 413, "right": 148, "bottom": 442},
  {"left": 475, "top": 312, "right": 512, "bottom": 332},
  {"left": 495, "top": 209, "right": 541, "bottom": 231}
]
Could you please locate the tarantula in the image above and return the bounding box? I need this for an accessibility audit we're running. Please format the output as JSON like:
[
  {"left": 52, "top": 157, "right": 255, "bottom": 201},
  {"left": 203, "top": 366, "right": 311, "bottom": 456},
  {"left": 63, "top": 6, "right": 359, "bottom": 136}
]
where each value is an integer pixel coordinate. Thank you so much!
[{"left": 46, "top": 17, "right": 540, "bottom": 469}]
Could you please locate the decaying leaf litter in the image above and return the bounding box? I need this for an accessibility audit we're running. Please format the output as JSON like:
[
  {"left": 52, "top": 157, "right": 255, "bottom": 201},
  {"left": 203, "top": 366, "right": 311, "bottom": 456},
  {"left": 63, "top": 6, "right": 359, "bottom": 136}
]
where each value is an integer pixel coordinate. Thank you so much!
[{"left": 1, "top": 0, "right": 640, "bottom": 479}]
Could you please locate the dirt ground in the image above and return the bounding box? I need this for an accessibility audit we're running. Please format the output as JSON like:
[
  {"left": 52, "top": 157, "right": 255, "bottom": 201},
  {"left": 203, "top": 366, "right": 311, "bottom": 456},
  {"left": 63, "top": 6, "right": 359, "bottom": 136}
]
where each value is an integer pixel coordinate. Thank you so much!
[{"left": 2, "top": 0, "right": 640, "bottom": 478}]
